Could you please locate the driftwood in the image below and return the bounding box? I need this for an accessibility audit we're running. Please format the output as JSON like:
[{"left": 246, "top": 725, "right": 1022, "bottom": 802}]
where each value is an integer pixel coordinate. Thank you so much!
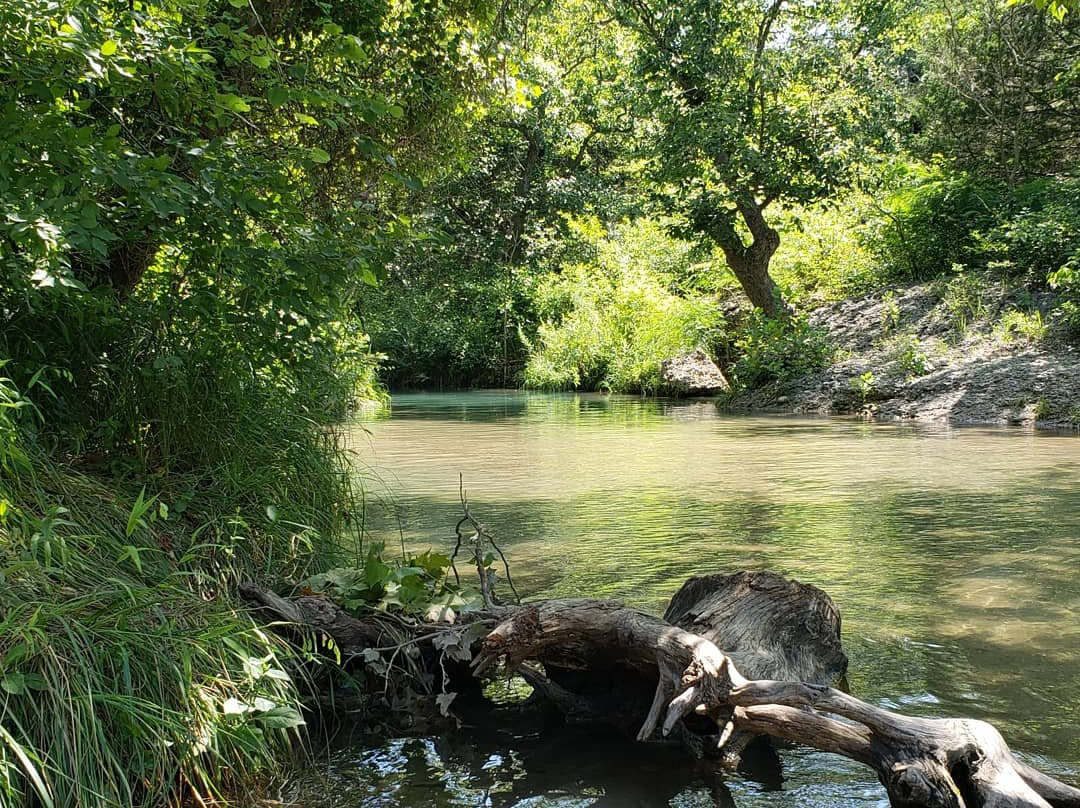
[
  {"left": 473, "top": 576, "right": 1080, "bottom": 808},
  {"left": 241, "top": 572, "right": 1080, "bottom": 808}
]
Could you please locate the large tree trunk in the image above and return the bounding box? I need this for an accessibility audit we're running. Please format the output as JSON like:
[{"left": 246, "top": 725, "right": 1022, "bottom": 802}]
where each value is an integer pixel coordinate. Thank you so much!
[
  {"left": 691, "top": 197, "right": 787, "bottom": 317},
  {"left": 241, "top": 571, "right": 1080, "bottom": 807},
  {"left": 725, "top": 201, "right": 785, "bottom": 317},
  {"left": 473, "top": 580, "right": 1080, "bottom": 808}
]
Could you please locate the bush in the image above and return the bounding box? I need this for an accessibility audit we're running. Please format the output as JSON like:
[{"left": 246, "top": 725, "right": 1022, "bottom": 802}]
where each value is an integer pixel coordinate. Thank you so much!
[
  {"left": 730, "top": 312, "right": 833, "bottom": 389},
  {"left": 771, "top": 198, "right": 879, "bottom": 300},
  {"left": 523, "top": 219, "right": 724, "bottom": 393},
  {"left": 887, "top": 334, "right": 931, "bottom": 377},
  {"left": 872, "top": 169, "right": 1010, "bottom": 282}
]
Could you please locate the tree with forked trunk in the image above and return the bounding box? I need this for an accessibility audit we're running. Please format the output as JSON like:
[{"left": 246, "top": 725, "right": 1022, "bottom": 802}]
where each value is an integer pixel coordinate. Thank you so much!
[{"left": 611, "top": 0, "right": 905, "bottom": 316}]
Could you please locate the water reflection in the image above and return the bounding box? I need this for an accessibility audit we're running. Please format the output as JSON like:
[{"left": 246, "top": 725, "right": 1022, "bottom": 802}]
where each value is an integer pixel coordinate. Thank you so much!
[
  {"left": 291, "top": 720, "right": 752, "bottom": 808},
  {"left": 297, "top": 392, "right": 1080, "bottom": 806}
]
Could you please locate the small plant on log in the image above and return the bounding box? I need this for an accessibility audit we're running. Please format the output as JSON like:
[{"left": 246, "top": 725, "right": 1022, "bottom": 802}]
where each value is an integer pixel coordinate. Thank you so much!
[{"left": 302, "top": 543, "right": 479, "bottom": 623}]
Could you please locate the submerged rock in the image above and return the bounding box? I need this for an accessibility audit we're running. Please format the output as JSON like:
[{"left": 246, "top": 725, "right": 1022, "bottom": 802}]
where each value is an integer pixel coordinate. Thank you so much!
[{"left": 660, "top": 350, "right": 730, "bottom": 395}]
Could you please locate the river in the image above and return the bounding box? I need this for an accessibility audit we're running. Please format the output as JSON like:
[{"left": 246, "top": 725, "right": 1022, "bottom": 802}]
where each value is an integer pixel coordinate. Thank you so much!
[{"left": 292, "top": 391, "right": 1080, "bottom": 807}]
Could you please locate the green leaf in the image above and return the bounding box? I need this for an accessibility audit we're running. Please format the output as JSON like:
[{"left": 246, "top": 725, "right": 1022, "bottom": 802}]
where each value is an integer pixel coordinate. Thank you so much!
[
  {"left": 2, "top": 674, "right": 26, "bottom": 695},
  {"left": 126, "top": 487, "right": 157, "bottom": 537},
  {"left": 228, "top": 0, "right": 247, "bottom": 6},
  {"left": 118, "top": 545, "right": 143, "bottom": 573},
  {"left": 100, "top": 40, "right": 117, "bottom": 57},
  {"left": 216, "top": 93, "right": 251, "bottom": 113},
  {"left": 308, "top": 147, "right": 331, "bottom": 164},
  {"left": 250, "top": 54, "right": 271, "bottom": 69},
  {"left": 267, "top": 86, "right": 289, "bottom": 107},
  {"left": 222, "top": 697, "right": 250, "bottom": 714},
  {"left": 340, "top": 36, "right": 368, "bottom": 63},
  {"left": 258, "top": 705, "right": 305, "bottom": 729}
]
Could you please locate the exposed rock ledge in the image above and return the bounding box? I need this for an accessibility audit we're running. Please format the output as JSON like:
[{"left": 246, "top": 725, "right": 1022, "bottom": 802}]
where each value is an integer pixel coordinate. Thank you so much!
[{"left": 727, "top": 282, "right": 1080, "bottom": 428}]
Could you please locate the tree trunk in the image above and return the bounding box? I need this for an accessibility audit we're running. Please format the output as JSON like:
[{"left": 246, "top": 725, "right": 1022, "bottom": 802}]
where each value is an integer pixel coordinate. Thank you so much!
[
  {"left": 474, "top": 587, "right": 1080, "bottom": 808},
  {"left": 694, "top": 198, "right": 787, "bottom": 317}
]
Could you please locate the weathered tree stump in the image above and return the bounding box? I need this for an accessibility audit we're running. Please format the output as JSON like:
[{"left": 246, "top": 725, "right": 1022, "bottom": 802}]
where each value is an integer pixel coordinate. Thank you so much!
[
  {"left": 242, "top": 572, "right": 1080, "bottom": 807},
  {"left": 472, "top": 578, "right": 1080, "bottom": 808}
]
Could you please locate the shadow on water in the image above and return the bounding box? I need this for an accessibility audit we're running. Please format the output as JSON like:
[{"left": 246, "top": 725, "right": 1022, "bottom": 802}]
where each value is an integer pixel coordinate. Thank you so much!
[{"left": 299, "top": 726, "right": 738, "bottom": 808}]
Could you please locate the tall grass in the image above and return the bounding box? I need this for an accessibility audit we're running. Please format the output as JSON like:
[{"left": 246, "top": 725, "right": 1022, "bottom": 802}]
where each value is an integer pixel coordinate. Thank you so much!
[
  {"left": 523, "top": 219, "right": 724, "bottom": 393},
  {"left": 0, "top": 349, "right": 360, "bottom": 806}
]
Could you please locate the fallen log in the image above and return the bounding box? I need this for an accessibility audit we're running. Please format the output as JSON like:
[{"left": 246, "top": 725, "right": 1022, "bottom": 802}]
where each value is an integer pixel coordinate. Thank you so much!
[
  {"left": 241, "top": 572, "right": 1080, "bottom": 807},
  {"left": 473, "top": 596, "right": 1080, "bottom": 808}
]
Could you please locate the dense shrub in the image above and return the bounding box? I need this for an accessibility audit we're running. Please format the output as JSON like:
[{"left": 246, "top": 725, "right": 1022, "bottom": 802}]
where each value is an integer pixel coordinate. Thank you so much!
[
  {"left": 770, "top": 200, "right": 879, "bottom": 301},
  {"left": 978, "top": 178, "right": 1080, "bottom": 282},
  {"left": 730, "top": 312, "right": 833, "bottom": 389},
  {"left": 872, "top": 171, "right": 1010, "bottom": 282},
  {"left": 523, "top": 220, "right": 724, "bottom": 393}
]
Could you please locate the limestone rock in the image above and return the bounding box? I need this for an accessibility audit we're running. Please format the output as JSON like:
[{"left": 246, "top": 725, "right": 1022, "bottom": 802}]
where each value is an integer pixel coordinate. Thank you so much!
[{"left": 660, "top": 350, "right": 729, "bottom": 395}]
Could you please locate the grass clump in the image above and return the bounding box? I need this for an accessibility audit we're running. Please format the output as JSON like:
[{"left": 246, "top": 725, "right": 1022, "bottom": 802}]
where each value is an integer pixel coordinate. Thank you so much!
[
  {"left": 887, "top": 334, "right": 932, "bottom": 378},
  {"left": 996, "top": 309, "right": 1048, "bottom": 345},
  {"left": 0, "top": 348, "right": 360, "bottom": 806}
]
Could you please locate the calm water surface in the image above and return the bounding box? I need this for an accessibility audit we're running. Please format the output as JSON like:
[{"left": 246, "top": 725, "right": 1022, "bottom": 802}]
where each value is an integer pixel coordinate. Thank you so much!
[{"left": 293, "top": 391, "right": 1080, "bottom": 807}]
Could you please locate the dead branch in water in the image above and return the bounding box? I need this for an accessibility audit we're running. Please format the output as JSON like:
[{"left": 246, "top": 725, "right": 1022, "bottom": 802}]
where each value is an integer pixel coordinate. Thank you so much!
[
  {"left": 474, "top": 588, "right": 1080, "bottom": 808},
  {"left": 450, "top": 474, "right": 520, "bottom": 608}
]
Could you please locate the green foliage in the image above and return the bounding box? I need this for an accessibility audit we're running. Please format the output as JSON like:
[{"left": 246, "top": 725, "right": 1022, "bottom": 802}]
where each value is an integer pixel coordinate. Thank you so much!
[
  {"left": 850, "top": 371, "right": 877, "bottom": 404},
  {"left": 0, "top": 0, "right": 499, "bottom": 800},
  {"left": 303, "top": 547, "right": 476, "bottom": 618},
  {"left": 612, "top": 0, "right": 907, "bottom": 312},
  {"left": 881, "top": 292, "right": 902, "bottom": 334},
  {"left": 522, "top": 220, "right": 724, "bottom": 393},
  {"left": 888, "top": 335, "right": 931, "bottom": 377},
  {"left": 913, "top": 0, "right": 1080, "bottom": 184},
  {"left": 939, "top": 270, "right": 990, "bottom": 333},
  {"left": 990, "top": 178, "right": 1080, "bottom": 281},
  {"left": 0, "top": 379, "right": 318, "bottom": 807},
  {"left": 364, "top": 0, "right": 641, "bottom": 389},
  {"left": 1030, "top": 0, "right": 1078, "bottom": 21},
  {"left": 770, "top": 199, "right": 880, "bottom": 300},
  {"left": 873, "top": 169, "right": 1011, "bottom": 282},
  {"left": 731, "top": 313, "right": 833, "bottom": 390},
  {"left": 996, "top": 309, "right": 1048, "bottom": 343}
]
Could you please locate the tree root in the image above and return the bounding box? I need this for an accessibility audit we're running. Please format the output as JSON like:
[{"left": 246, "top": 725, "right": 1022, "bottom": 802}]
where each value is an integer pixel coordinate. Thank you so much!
[{"left": 474, "top": 598, "right": 1080, "bottom": 808}]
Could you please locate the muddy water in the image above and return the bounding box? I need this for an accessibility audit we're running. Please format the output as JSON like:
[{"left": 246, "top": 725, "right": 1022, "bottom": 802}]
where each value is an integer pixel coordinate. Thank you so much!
[{"left": 292, "top": 392, "right": 1080, "bottom": 807}]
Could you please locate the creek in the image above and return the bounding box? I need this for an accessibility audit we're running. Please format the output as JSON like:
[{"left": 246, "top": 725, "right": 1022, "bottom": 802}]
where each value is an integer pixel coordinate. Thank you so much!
[{"left": 290, "top": 391, "right": 1080, "bottom": 807}]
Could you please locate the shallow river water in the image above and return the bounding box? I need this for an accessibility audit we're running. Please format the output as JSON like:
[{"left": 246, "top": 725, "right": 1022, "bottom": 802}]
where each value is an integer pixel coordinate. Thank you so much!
[{"left": 291, "top": 391, "right": 1080, "bottom": 807}]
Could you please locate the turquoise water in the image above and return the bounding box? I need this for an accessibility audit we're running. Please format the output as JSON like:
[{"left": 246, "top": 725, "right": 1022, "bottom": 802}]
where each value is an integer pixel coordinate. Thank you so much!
[{"left": 292, "top": 391, "right": 1080, "bottom": 807}]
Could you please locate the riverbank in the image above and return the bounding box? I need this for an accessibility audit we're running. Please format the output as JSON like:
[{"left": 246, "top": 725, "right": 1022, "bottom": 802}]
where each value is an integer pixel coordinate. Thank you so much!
[{"left": 727, "top": 280, "right": 1080, "bottom": 427}]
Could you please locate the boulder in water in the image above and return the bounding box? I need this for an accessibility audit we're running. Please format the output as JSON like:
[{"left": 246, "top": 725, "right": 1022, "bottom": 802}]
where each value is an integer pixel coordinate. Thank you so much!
[{"left": 660, "top": 350, "right": 729, "bottom": 395}]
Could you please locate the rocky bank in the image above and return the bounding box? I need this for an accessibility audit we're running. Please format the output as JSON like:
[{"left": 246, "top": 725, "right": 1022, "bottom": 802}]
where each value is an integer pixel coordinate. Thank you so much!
[{"left": 727, "top": 281, "right": 1080, "bottom": 428}]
